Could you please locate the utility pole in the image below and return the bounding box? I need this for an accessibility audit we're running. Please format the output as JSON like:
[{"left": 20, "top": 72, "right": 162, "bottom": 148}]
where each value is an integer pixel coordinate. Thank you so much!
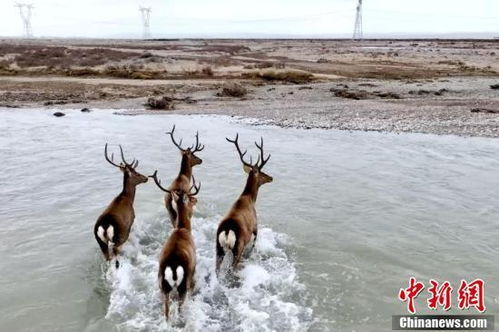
[
  {"left": 139, "top": 6, "right": 151, "bottom": 39},
  {"left": 353, "top": 0, "right": 363, "bottom": 40},
  {"left": 15, "top": 2, "right": 34, "bottom": 38}
]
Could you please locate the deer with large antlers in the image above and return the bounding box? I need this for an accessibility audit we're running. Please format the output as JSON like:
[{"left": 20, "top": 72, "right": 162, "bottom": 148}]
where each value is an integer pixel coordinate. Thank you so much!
[
  {"left": 94, "top": 144, "right": 148, "bottom": 268},
  {"left": 215, "top": 134, "right": 273, "bottom": 273},
  {"left": 163, "top": 125, "right": 204, "bottom": 227},
  {"left": 150, "top": 171, "right": 200, "bottom": 319}
]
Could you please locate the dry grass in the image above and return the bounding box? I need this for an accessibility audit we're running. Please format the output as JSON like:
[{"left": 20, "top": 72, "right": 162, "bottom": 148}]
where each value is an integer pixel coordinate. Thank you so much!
[
  {"left": 65, "top": 68, "right": 100, "bottom": 77},
  {"left": 0, "top": 44, "right": 140, "bottom": 68},
  {"left": 103, "top": 65, "right": 167, "bottom": 79},
  {"left": 189, "top": 44, "right": 251, "bottom": 55},
  {"left": 243, "top": 70, "right": 315, "bottom": 84},
  {"left": 145, "top": 96, "right": 175, "bottom": 110},
  {"left": 216, "top": 82, "right": 248, "bottom": 97},
  {"left": 201, "top": 66, "right": 214, "bottom": 77}
]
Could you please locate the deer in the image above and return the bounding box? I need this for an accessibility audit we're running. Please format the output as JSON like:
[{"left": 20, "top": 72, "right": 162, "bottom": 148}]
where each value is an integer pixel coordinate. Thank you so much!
[
  {"left": 215, "top": 134, "right": 273, "bottom": 273},
  {"left": 94, "top": 144, "right": 148, "bottom": 268},
  {"left": 150, "top": 170, "right": 200, "bottom": 320},
  {"left": 163, "top": 125, "right": 204, "bottom": 227}
]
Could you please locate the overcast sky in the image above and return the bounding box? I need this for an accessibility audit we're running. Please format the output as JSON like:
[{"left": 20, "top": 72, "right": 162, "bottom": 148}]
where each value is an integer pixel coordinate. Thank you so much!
[{"left": 1, "top": 0, "right": 498, "bottom": 38}]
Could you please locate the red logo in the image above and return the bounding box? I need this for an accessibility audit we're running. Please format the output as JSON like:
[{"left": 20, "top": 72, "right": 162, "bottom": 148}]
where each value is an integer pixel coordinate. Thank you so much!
[
  {"left": 399, "top": 278, "right": 486, "bottom": 314},
  {"left": 427, "top": 279, "right": 453, "bottom": 311},
  {"left": 457, "top": 279, "right": 486, "bottom": 313},
  {"left": 399, "top": 277, "right": 425, "bottom": 314}
]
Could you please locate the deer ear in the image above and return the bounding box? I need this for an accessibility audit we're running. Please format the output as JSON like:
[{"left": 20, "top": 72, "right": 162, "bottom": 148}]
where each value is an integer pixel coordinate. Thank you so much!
[{"left": 243, "top": 164, "right": 252, "bottom": 174}]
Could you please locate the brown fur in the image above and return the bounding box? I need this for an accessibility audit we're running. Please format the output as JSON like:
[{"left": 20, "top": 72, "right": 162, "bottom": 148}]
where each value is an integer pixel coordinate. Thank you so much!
[
  {"left": 164, "top": 126, "right": 203, "bottom": 227},
  {"left": 164, "top": 151, "right": 201, "bottom": 227},
  {"left": 94, "top": 145, "right": 148, "bottom": 267},
  {"left": 158, "top": 191, "right": 198, "bottom": 319},
  {"left": 216, "top": 135, "right": 272, "bottom": 272}
]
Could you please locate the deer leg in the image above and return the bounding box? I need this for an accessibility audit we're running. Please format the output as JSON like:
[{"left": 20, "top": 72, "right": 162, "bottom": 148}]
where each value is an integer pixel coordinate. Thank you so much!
[
  {"left": 252, "top": 230, "right": 257, "bottom": 250},
  {"left": 245, "top": 230, "right": 257, "bottom": 258},
  {"left": 190, "top": 268, "right": 196, "bottom": 293},
  {"left": 97, "top": 239, "right": 111, "bottom": 261},
  {"left": 215, "top": 243, "right": 224, "bottom": 274},
  {"left": 166, "top": 194, "right": 178, "bottom": 228},
  {"left": 177, "top": 282, "right": 188, "bottom": 316},
  {"left": 113, "top": 246, "right": 120, "bottom": 269},
  {"left": 232, "top": 245, "right": 243, "bottom": 270},
  {"left": 163, "top": 293, "right": 170, "bottom": 320}
]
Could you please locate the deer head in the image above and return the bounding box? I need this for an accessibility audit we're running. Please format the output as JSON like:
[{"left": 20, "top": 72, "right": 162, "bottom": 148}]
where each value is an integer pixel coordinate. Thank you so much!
[
  {"left": 166, "top": 125, "right": 204, "bottom": 168},
  {"left": 150, "top": 170, "right": 200, "bottom": 220},
  {"left": 104, "top": 143, "right": 148, "bottom": 186},
  {"left": 226, "top": 134, "right": 273, "bottom": 187}
]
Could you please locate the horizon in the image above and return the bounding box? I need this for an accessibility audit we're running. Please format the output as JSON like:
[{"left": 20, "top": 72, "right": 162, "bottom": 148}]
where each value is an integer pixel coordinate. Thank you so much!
[{"left": 1, "top": 32, "right": 498, "bottom": 40}]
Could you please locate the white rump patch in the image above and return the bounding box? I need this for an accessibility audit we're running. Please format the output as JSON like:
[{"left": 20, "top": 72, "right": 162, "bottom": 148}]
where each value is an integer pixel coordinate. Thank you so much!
[
  {"left": 176, "top": 266, "right": 184, "bottom": 286},
  {"left": 106, "top": 226, "right": 114, "bottom": 242},
  {"left": 218, "top": 230, "right": 236, "bottom": 251},
  {"left": 165, "top": 267, "right": 174, "bottom": 287},
  {"left": 171, "top": 196, "right": 178, "bottom": 214},
  {"left": 164, "top": 266, "right": 184, "bottom": 288},
  {"left": 97, "top": 226, "right": 106, "bottom": 243}
]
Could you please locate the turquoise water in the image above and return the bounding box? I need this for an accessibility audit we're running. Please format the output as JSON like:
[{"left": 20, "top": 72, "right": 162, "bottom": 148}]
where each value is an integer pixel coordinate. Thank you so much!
[{"left": 0, "top": 109, "right": 498, "bottom": 331}]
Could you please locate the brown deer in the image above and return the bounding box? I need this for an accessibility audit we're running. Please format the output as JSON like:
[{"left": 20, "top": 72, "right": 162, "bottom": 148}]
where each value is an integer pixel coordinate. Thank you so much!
[
  {"left": 216, "top": 134, "right": 272, "bottom": 273},
  {"left": 164, "top": 125, "right": 204, "bottom": 227},
  {"left": 150, "top": 171, "right": 200, "bottom": 320},
  {"left": 94, "top": 144, "right": 148, "bottom": 268}
]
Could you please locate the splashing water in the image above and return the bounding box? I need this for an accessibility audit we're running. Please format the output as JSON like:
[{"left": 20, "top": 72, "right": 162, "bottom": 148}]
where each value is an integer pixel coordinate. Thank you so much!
[{"left": 103, "top": 207, "right": 313, "bottom": 331}]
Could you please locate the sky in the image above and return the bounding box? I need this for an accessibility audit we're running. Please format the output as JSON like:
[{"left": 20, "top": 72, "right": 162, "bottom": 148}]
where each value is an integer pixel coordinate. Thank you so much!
[{"left": 0, "top": 0, "right": 498, "bottom": 38}]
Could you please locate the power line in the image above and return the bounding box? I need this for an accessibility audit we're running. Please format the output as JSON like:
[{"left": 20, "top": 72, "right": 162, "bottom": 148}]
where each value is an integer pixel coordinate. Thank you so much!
[
  {"left": 14, "top": 2, "right": 34, "bottom": 38},
  {"left": 365, "top": 9, "right": 499, "bottom": 19},
  {"left": 139, "top": 6, "right": 151, "bottom": 39}
]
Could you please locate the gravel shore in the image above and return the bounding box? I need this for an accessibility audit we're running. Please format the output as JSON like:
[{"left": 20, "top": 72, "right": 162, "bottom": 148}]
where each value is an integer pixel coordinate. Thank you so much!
[{"left": 0, "top": 38, "right": 498, "bottom": 137}]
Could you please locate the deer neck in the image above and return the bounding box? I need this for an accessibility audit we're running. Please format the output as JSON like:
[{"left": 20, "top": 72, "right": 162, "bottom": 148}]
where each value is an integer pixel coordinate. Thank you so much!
[
  {"left": 121, "top": 173, "right": 136, "bottom": 202},
  {"left": 242, "top": 174, "right": 259, "bottom": 202},
  {"left": 176, "top": 205, "right": 192, "bottom": 231},
  {"left": 179, "top": 156, "right": 193, "bottom": 179}
]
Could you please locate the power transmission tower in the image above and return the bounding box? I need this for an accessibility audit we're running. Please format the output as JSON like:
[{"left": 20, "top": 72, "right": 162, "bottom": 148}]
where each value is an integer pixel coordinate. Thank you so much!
[
  {"left": 353, "top": 0, "right": 363, "bottom": 40},
  {"left": 139, "top": 6, "right": 151, "bottom": 39},
  {"left": 15, "top": 2, "right": 34, "bottom": 38}
]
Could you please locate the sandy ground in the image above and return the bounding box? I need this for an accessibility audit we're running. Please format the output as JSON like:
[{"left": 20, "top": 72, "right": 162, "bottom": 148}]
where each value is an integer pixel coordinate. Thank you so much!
[{"left": 0, "top": 38, "right": 498, "bottom": 137}]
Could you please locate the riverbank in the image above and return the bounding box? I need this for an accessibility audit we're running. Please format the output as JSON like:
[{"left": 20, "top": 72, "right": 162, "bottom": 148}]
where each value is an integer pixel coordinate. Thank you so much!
[{"left": 0, "top": 38, "right": 498, "bottom": 137}]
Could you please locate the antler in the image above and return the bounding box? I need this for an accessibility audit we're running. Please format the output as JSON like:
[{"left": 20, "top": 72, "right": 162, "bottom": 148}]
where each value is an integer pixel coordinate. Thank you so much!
[
  {"left": 189, "top": 175, "right": 201, "bottom": 196},
  {"left": 226, "top": 134, "right": 253, "bottom": 168},
  {"left": 104, "top": 143, "right": 121, "bottom": 168},
  {"left": 118, "top": 145, "right": 138, "bottom": 168},
  {"left": 149, "top": 170, "right": 171, "bottom": 193},
  {"left": 227, "top": 134, "right": 270, "bottom": 169},
  {"left": 191, "top": 131, "right": 205, "bottom": 153},
  {"left": 166, "top": 125, "right": 185, "bottom": 151},
  {"left": 167, "top": 125, "right": 204, "bottom": 154},
  {"left": 105, "top": 143, "right": 138, "bottom": 169},
  {"left": 255, "top": 137, "right": 271, "bottom": 170}
]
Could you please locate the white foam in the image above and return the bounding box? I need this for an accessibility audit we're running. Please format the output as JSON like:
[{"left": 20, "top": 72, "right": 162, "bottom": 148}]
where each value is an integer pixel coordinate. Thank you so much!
[{"left": 102, "top": 210, "right": 313, "bottom": 331}]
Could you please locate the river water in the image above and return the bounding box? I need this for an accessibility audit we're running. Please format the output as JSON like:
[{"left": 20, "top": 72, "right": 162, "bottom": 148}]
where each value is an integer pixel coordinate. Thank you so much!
[{"left": 0, "top": 109, "right": 498, "bottom": 331}]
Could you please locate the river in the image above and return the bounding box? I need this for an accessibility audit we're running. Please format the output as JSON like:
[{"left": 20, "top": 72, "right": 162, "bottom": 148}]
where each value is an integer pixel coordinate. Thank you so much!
[{"left": 0, "top": 109, "right": 498, "bottom": 331}]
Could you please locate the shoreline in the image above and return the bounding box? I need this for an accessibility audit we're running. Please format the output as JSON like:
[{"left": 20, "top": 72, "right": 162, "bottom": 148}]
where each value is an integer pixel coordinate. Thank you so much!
[
  {"left": 2, "top": 75, "right": 498, "bottom": 138},
  {"left": 0, "top": 38, "right": 498, "bottom": 137}
]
